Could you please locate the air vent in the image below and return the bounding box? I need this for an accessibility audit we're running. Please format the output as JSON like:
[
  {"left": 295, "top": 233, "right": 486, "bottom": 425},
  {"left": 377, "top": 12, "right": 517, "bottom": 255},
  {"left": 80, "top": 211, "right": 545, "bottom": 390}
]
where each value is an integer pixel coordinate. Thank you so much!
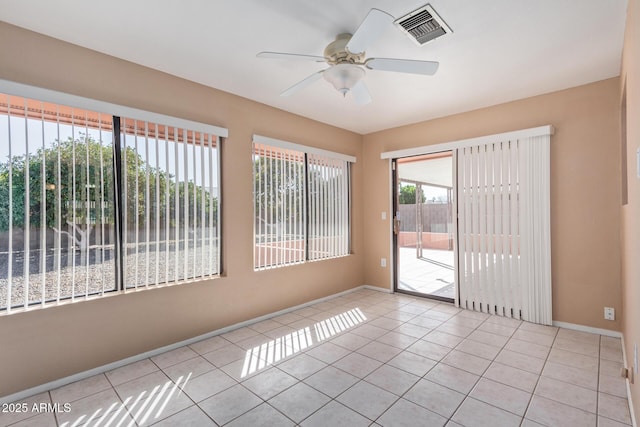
[{"left": 395, "top": 4, "right": 452, "bottom": 46}]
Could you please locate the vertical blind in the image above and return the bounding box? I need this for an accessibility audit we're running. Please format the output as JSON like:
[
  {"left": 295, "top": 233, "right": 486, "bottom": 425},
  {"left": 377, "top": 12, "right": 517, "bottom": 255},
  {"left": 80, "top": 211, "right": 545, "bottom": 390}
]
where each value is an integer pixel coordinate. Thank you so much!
[
  {"left": 120, "top": 119, "right": 220, "bottom": 290},
  {"left": 457, "top": 132, "right": 552, "bottom": 324},
  {"left": 253, "top": 135, "right": 353, "bottom": 270},
  {"left": 307, "top": 153, "right": 350, "bottom": 261},
  {"left": 0, "top": 92, "right": 223, "bottom": 313}
]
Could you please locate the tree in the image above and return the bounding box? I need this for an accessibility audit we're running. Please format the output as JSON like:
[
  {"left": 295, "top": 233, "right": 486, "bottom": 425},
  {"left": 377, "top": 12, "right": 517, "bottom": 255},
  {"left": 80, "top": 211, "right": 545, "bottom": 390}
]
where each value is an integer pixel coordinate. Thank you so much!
[
  {"left": 399, "top": 184, "right": 425, "bottom": 205},
  {"left": 0, "top": 134, "right": 218, "bottom": 238}
]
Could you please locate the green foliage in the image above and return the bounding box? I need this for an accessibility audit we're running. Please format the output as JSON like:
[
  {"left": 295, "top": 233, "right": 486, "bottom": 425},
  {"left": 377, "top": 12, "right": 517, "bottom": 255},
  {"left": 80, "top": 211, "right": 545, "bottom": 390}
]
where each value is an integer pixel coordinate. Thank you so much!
[
  {"left": 0, "top": 134, "right": 217, "bottom": 232},
  {"left": 398, "top": 184, "right": 425, "bottom": 205},
  {"left": 253, "top": 156, "right": 305, "bottom": 223}
]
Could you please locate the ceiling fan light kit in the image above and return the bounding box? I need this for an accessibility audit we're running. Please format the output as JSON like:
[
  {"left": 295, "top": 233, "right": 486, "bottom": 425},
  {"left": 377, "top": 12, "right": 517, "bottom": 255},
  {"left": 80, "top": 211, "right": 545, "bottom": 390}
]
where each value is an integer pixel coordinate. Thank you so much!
[
  {"left": 257, "top": 5, "right": 444, "bottom": 104},
  {"left": 323, "top": 63, "right": 365, "bottom": 97}
]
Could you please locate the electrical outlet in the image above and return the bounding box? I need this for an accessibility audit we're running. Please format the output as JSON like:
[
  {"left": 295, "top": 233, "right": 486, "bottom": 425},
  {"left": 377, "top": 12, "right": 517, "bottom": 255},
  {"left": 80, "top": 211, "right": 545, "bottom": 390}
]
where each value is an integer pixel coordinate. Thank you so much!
[
  {"left": 604, "top": 307, "right": 615, "bottom": 321},
  {"left": 381, "top": 211, "right": 387, "bottom": 220},
  {"left": 381, "top": 258, "right": 387, "bottom": 268}
]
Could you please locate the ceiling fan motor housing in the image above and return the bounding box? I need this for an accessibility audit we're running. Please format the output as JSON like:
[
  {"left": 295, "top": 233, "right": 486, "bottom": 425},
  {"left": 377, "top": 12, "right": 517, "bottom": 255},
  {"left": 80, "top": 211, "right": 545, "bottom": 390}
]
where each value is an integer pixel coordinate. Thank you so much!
[{"left": 324, "top": 33, "right": 365, "bottom": 65}]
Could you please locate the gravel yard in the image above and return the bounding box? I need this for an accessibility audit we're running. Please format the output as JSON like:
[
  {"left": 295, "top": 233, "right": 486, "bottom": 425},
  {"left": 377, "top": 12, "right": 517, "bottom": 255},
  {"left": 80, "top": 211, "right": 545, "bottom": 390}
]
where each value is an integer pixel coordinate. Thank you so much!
[{"left": 0, "top": 241, "right": 219, "bottom": 310}]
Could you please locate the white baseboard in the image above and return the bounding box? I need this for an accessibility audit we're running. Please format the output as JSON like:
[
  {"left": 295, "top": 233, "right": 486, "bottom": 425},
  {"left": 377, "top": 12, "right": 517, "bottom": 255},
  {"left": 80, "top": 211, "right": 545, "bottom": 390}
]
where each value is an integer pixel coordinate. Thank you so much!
[
  {"left": 0, "top": 285, "right": 369, "bottom": 405},
  {"left": 552, "top": 321, "right": 622, "bottom": 338},
  {"left": 621, "top": 335, "right": 638, "bottom": 427},
  {"left": 361, "top": 284, "right": 393, "bottom": 293}
]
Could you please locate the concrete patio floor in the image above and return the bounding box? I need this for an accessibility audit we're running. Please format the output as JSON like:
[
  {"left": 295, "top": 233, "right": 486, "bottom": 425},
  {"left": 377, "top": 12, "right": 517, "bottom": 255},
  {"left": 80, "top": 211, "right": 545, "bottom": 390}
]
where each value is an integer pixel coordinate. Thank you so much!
[{"left": 397, "top": 247, "right": 455, "bottom": 300}]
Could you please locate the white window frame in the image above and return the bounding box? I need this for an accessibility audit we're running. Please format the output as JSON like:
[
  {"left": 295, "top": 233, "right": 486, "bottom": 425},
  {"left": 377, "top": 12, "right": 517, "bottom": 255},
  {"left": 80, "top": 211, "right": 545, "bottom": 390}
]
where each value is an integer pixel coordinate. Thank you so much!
[{"left": 252, "top": 135, "right": 355, "bottom": 270}]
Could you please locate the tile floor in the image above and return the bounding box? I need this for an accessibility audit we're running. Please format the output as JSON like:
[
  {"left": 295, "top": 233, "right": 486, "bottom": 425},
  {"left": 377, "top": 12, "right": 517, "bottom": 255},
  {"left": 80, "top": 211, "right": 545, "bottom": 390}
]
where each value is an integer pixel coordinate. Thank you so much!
[{"left": 0, "top": 289, "right": 633, "bottom": 427}]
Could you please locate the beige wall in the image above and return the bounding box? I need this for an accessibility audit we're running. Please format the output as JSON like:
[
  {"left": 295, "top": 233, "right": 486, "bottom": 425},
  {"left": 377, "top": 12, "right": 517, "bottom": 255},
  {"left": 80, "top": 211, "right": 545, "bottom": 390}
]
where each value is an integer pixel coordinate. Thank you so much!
[
  {"left": 621, "top": 0, "right": 640, "bottom": 421},
  {"left": 363, "top": 78, "right": 623, "bottom": 331},
  {"left": 0, "top": 22, "right": 364, "bottom": 397}
]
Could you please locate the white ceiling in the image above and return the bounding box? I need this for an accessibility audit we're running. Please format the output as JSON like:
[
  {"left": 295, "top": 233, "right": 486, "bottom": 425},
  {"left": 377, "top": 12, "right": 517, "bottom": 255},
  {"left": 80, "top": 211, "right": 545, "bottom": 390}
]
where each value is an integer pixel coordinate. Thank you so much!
[{"left": 0, "top": 0, "right": 628, "bottom": 134}]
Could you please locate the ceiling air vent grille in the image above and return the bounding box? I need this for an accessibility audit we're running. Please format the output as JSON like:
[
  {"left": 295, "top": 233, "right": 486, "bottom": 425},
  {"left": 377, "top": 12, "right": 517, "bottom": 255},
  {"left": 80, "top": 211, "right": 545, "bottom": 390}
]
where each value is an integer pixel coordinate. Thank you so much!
[{"left": 395, "top": 4, "right": 452, "bottom": 46}]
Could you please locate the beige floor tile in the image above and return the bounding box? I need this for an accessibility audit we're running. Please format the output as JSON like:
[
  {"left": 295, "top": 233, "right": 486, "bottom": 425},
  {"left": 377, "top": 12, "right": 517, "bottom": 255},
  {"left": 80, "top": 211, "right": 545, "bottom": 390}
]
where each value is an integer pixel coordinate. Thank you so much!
[
  {"left": 406, "top": 339, "right": 452, "bottom": 361},
  {"left": 151, "top": 346, "right": 199, "bottom": 369},
  {"left": 56, "top": 388, "right": 125, "bottom": 426},
  {"left": 50, "top": 374, "right": 111, "bottom": 404},
  {"left": 305, "top": 341, "right": 350, "bottom": 364},
  {"left": 534, "top": 376, "right": 597, "bottom": 413},
  {"left": 356, "top": 341, "right": 403, "bottom": 363},
  {"left": 189, "top": 335, "right": 230, "bottom": 354},
  {"left": 199, "top": 384, "right": 262, "bottom": 425},
  {"left": 377, "top": 398, "right": 447, "bottom": 427},
  {"left": 495, "top": 349, "right": 545, "bottom": 375},
  {"left": 202, "top": 343, "right": 247, "bottom": 367},
  {"left": 241, "top": 367, "right": 297, "bottom": 400},
  {"left": 425, "top": 363, "right": 479, "bottom": 395},
  {"left": 387, "top": 350, "right": 438, "bottom": 377},
  {"left": 504, "top": 338, "right": 550, "bottom": 360},
  {"left": 482, "top": 362, "right": 539, "bottom": 393},
  {"left": 221, "top": 326, "right": 261, "bottom": 344},
  {"left": 600, "top": 359, "right": 625, "bottom": 378},
  {"left": 512, "top": 329, "right": 555, "bottom": 347},
  {"left": 277, "top": 353, "right": 327, "bottom": 380},
  {"left": 330, "top": 331, "right": 372, "bottom": 350},
  {"left": 597, "top": 415, "right": 633, "bottom": 427},
  {"left": 547, "top": 347, "right": 599, "bottom": 371},
  {"left": 247, "top": 319, "right": 285, "bottom": 334},
  {"left": 304, "top": 365, "right": 359, "bottom": 398},
  {"left": 466, "top": 329, "right": 509, "bottom": 347},
  {"left": 525, "top": 395, "right": 596, "bottom": 427},
  {"left": 268, "top": 382, "right": 330, "bottom": 423},
  {"left": 364, "top": 365, "right": 420, "bottom": 396},
  {"left": 477, "top": 321, "right": 517, "bottom": 337},
  {"left": 300, "top": 400, "right": 370, "bottom": 427},
  {"left": 455, "top": 338, "right": 501, "bottom": 360},
  {"left": 407, "top": 315, "right": 445, "bottom": 329},
  {"left": 436, "top": 323, "right": 475, "bottom": 338},
  {"left": 598, "top": 392, "right": 632, "bottom": 425},
  {"left": 333, "top": 352, "right": 382, "bottom": 378},
  {"left": 518, "top": 321, "right": 558, "bottom": 336},
  {"left": 226, "top": 402, "right": 294, "bottom": 427},
  {"left": 556, "top": 328, "right": 600, "bottom": 343},
  {"left": 153, "top": 405, "right": 217, "bottom": 426},
  {"left": 441, "top": 349, "right": 491, "bottom": 376},
  {"left": 423, "top": 330, "right": 465, "bottom": 348},
  {"left": 470, "top": 377, "right": 531, "bottom": 416},
  {"left": 393, "top": 322, "right": 431, "bottom": 338},
  {"left": 553, "top": 337, "right": 600, "bottom": 358},
  {"left": 350, "top": 324, "right": 389, "bottom": 340},
  {"left": 161, "top": 356, "right": 215, "bottom": 382},
  {"left": 452, "top": 397, "right": 522, "bottom": 427},
  {"left": 106, "top": 359, "right": 159, "bottom": 386},
  {"left": 336, "top": 381, "right": 397, "bottom": 420},
  {"left": 599, "top": 374, "right": 628, "bottom": 398},
  {"left": 404, "top": 379, "right": 465, "bottom": 418},
  {"left": 375, "top": 331, "right": 419, "bottom": 349},
  {"left": 178, "top": 368, "right": 236, "bottom": 402},
  {"left": 8, "top": 412, "right": 57, "bottom": 427},
  {"left": 541, "top": 360, "right": 598, "bottom": 390}
]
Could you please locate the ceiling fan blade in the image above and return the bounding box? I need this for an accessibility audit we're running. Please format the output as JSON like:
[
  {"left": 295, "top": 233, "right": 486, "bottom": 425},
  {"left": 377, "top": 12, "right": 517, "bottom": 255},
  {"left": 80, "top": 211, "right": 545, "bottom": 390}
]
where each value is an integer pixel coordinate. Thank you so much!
[
  {"left": 257, "top": 51, "right": 328, "bottom": 62},
  {"left": 351, "top": 80, "right": 372, "bottom": 105},
  {"left": 365, "top": 58, "right": 439, "bottom": 75},
  {"left": 346, "top": 8, "right": 394, "bottom": 54},
  {"left": 281, "top": 70, "right": 326, "bottom": 97}
]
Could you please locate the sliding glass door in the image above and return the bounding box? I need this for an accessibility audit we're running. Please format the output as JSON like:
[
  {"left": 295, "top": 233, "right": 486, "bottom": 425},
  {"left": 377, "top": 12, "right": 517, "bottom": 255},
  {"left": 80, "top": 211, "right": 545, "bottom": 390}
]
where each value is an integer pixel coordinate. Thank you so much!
[{"left": 393, "top": 152, "right": 455, "bottom": 302}]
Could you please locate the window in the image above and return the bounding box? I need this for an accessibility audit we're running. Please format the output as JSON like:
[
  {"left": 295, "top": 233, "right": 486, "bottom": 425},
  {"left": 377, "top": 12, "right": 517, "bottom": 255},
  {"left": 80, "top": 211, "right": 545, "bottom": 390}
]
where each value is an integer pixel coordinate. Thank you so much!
[
  {"left": 253, "top": 135, "right": 353, "bottom": 270},
  {"left": 0, "top": 88, "right": 225, "bottom": 313}
]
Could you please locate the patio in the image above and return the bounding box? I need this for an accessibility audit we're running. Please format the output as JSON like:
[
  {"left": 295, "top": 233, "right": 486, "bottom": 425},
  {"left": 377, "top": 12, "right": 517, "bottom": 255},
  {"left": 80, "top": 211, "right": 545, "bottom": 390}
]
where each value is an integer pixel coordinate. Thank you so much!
[{"left": 397, "top": 247, "right": 455, "bottom": 300}]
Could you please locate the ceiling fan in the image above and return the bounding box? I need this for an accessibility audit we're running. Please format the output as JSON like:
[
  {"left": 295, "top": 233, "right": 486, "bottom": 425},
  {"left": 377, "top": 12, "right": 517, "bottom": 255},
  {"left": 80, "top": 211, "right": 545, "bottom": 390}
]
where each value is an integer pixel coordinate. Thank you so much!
[{"left": 257, "top": 8, "right": 439, "bottom": 105}]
